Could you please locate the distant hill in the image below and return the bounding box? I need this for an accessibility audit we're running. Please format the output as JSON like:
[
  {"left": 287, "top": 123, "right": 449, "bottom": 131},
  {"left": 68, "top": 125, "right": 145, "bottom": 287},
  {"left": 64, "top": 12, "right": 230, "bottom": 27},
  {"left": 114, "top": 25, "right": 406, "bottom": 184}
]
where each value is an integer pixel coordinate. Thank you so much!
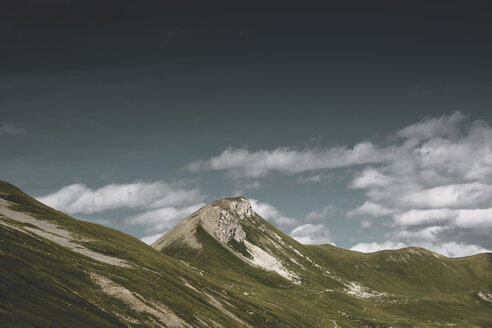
[{"left": 1, "top": 181, "right": 491, "bottom": 327}]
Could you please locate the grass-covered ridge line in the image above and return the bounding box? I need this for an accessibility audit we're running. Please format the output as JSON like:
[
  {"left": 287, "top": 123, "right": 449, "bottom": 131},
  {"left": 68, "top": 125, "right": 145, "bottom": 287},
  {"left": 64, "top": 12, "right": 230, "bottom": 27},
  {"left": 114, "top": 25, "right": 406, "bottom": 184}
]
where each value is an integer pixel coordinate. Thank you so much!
[{"left": 1, "top": 180, "right": 492, "bottom": 327}]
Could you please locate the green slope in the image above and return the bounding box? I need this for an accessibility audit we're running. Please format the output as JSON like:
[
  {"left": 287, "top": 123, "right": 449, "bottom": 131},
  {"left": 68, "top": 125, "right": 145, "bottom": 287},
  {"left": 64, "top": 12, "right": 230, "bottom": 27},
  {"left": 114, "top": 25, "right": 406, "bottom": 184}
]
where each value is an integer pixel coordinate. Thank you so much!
[
  {"left": 155, "top": 197, "right": 492, "bottom": 327},
  {"left": 1, "top": 181, "right": 491, "bottom": 327},
  {"left": 0, "top": 182, "right": 270, "bottom": 327}
]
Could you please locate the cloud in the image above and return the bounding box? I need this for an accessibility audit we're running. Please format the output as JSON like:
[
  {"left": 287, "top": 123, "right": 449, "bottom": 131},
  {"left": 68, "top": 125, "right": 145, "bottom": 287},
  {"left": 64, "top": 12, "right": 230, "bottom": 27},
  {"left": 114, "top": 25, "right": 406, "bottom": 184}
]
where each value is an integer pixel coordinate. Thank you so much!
[
  {"left": 351, "top": 241, "right": 407, "bottom": 253},
  {"left": 290, "top": 223, "right": 334, "bottom": 245},
  {"left": 188, "top": 111, "right": 492, "bottom": 256},
  {"left": 360, "top": 219, "right": 372, "bottom": 230},
  {"left": 347, "top": 201, "right": 394, "bottom": 218},
  {"left": 347, "top": 111, "right": 492, "bottom": 255},
  {"left": 249, "top": 199, "right": 298, "bottom": 230},
  {"left": 0, "top": 123, "right": 25, "bottom": 136},
  {"left": 351, "top": 240, "right": 490, "bottom": 258},
  {"left": 349, "top": 168, "right": 392, "bottom": 189},
  {"left": 141, "top": 233, "right": 163, "bottom": 245},
  {"left": 305, "top": 205, "right": 336, "bottom": 221},
  {"left": 298, "top": 173, "right": 334, "bottom": 184},
  {"left": 126, "top": 203, "right": 205, "bottom": 234},
  {"left": 37, "top": 181, "right": 205, "bottom": 214},
  {"left": 397, "top": 111, "right": 464, "bottom": 141},
  {"left": 188, "top": 142, "right": 387, "bottom": 178}
]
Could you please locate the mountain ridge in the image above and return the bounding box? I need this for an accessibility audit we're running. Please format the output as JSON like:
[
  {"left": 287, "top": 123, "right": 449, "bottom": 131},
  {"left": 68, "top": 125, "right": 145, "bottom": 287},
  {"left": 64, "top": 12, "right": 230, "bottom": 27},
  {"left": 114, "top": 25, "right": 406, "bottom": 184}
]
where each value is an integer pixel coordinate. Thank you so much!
[{"left": 1, "top": 180, "right": 492, "bottom": 327}]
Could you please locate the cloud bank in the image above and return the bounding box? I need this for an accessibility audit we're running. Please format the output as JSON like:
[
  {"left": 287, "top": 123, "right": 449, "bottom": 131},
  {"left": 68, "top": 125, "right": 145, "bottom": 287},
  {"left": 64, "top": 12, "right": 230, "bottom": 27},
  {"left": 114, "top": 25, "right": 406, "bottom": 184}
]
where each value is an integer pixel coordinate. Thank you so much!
[
  {"left": 37, "top": 181, "right": 206, "bottom": 242},
  {"left": 37, "top": 181, "right": 204, "bottom": 214},
  {"left": 188, "top": 111, "right": 492, "bottom": 256}
]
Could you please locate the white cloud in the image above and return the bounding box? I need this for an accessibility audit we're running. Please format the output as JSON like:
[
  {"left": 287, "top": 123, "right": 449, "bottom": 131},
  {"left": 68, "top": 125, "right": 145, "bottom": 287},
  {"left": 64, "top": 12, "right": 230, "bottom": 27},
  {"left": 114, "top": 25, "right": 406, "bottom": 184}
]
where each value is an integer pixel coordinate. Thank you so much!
[
  {"left": 249, "top": 199, "right": 298, "bottom": 230},
  {"left": 350, "top": 169, "right": 392, "bottom": 189},
  {"left": 400, "top": 183, "right": 492, "bottom": 209},
  {"left": 394, "top": 209, "right": 455, "bottom": 227},
  {"left": 0, "top": 123, "right": 25, "bottom": 136},
  {"left": 348, "top": 112, "right": 492, "bottom": 255},
  {"left": 421, "top": 242, "right": 491, "bottom": 258},
  {"left": 127, "top": 203, "right": 205, "bottom": 234},
  {"left": 360, "top": 219, "right": 372, "bottom": 230},
  {"left": 351, "top": 240, "right": 490, "bottom": 257},
  {"left": 189, "top": 111, "right": 492, "bottom": 256},
  {"left": 397, "top": 111, "right": 465, "bottom": 142},
  {"left": 347, "top": 201, "right": 394, "bottom": 218},
  {"left": 351, "top": 241, "right": 407, "bottom": 253},
  {"left": 290, "top": 223, "right": 334, "bottom": 245},
  {"left": 37, "top": 181, "right": 205, "bottom": 214},
  {"left": 455, "top": 208, "right": 492, "bottom": 228},
  {"left": 305, "top": 205, "right": 336, "bottom": 221},
  {"left": 188, "top": 142, "right": 387, "bottom": 178},
  {"left": 298, "top": 173, "right": 334, "bottom": 184},
  {"left": 141, "top": 233, "right": 164, "bottom": 245}
]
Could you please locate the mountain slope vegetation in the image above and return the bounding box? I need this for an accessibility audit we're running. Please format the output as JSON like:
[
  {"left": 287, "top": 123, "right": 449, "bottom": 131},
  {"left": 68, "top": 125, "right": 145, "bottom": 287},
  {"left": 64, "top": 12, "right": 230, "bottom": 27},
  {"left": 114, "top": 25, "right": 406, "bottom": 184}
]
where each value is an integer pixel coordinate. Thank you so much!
[{"left": 1, "top": 181, "right": 491, "bottom": 327}]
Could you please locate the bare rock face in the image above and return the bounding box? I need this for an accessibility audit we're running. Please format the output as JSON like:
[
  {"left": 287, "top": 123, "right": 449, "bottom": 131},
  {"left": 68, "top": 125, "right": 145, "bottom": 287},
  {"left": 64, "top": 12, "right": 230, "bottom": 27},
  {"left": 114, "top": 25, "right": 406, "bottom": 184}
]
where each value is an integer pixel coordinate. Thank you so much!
[
  {"left": 211, "top": 198, "right": 254, "bottom": 243},
  {"left": 224, "top": 198, "right": 255, "bottom": 220},
  {"left": 214, "top": 209, "right": 247, "bottom": 243},
  {"left": 153, "top": 197, "right": 256, "bottom": 250}
]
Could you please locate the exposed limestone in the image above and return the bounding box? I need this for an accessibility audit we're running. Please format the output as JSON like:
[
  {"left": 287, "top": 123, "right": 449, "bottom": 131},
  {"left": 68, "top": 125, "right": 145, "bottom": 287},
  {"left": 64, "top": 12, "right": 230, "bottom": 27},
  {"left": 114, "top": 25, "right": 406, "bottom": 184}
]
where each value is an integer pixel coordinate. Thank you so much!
[
  {"left": 201, "top": 198, "right": 253, "bottom": 243},
  {"left": 152, "top": 197, "right": 302, "bottom": 284},
  {"left": 344, "top": 281, "right": 388, "bottom": 299},
  {"left": 90, "top": 273, "right": 190, "bottom": 327},
  {"left": 213, "top": 208, "right": 247, "bottom": 243},
  {"left": 154, "top": 198, "right": 254, "bottom": 251},
  {"left": 203, "top": 291, "right": 252, "bottom": 328},
  {"left": 244, "top": 240, "right": 300, "bottom": 284},
  {"left": 477, "top": 291, "right": 492, "bottom": 303},
  {"left": 0, "top": 199, "right": 129, "bottom": 267},
  {"left": 221, "top": 197, "right": 255, "bottom": 220}
]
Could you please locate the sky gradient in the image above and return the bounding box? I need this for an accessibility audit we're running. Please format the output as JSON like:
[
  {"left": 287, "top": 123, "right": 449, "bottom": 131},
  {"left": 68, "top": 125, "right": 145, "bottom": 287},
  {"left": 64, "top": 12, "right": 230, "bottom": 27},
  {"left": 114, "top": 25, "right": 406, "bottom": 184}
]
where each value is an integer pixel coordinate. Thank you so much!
[{"left": 2, "top": 1, "right": 492, "bottom": 256}]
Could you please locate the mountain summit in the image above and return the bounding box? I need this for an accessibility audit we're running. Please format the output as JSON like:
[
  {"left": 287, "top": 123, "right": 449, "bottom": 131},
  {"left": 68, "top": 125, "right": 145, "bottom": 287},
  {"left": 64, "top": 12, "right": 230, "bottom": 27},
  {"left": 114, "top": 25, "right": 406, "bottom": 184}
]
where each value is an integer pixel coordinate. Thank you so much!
[
  {"left": 153, "top": 197, "right": 255, "bottom": 251},
  {"left": 1, "top": 182, "right": 492, "bottom": 327},
  {"left": 153, "top": 197, "right": 301, "bottom": 283}
]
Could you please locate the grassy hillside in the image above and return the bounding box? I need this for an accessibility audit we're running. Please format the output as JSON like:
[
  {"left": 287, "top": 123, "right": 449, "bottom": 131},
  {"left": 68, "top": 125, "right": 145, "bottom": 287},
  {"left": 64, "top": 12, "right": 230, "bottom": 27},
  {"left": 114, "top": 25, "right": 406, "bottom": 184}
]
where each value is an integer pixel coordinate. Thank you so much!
[
  {"left": 0, "top": 182, "right": 268, "bottom": 327},
  {"left": 156, "top": 197, "right": 492, "bottom": 327},
  {"left": 1, "top": 181, "right": 491, "bottom": 327}
]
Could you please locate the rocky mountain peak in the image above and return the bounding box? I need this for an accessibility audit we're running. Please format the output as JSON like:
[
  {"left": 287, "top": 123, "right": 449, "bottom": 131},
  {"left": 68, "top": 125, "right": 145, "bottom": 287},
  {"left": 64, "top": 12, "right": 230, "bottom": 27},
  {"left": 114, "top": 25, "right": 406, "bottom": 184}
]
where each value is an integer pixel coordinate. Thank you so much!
[
  {"left": 217, "top": 197, "right": 255, "bottom": 220},
  {"left": 204, "top": 197, "right": 255, "bottom": 244}
]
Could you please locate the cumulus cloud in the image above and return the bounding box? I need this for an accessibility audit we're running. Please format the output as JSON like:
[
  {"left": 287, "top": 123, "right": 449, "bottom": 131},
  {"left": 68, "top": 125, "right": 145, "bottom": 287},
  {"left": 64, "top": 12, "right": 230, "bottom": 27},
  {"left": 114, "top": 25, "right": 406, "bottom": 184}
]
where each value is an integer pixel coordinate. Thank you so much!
[
  {"left": 126, "top": 203, "right": 205, "bottom": 234},
  {"left": 37, "top": 181, "right": 205, "bottom": 214},
  {"left": 188, "top": 142, "right": 387, "bottom": 178},
  {"left": 188, "top": 111, "right": 492, "bottom": 256},
  {"left": 347, "top": 201, "right": 394, "bottom": 218},
  {"left": 305, "top": 205, "right": 336, "bottom": 221},
  {"left": 347, "top": 111, "right": 492, "bottom": 255},
  {"left": 397, "top": 111, "right": 465, "bottom": 142},
  {"left": 141, "top": 233, "right": 163, "bottom": 245},
  {"left": 0, "top": 123, "right": 25, "bottom": 136},
  {"left": 351, "top": 240, "right": 490, "bottom": 258},
  {"left": 249, "top": 199, "right": 298, "bottom": 230},
  {"left": 298, "top": 173, "right": 334, "bottom": 184},
  {"left": 290, "top": 223, "right": 334, "bottom": 245},
  {"left": 37, "top": 181, "right": 207, "bottom": 244},
  {"left": 351, "top": 241, "right": 407, "bottom": 253}
]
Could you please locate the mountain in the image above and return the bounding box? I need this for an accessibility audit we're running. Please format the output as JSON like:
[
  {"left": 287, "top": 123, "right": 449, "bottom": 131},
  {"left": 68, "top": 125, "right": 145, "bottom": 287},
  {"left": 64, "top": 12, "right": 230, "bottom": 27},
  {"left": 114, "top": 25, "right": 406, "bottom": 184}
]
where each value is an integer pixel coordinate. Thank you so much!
[{"left": 1, "top": 181, "right": 491, "bottom": 327}]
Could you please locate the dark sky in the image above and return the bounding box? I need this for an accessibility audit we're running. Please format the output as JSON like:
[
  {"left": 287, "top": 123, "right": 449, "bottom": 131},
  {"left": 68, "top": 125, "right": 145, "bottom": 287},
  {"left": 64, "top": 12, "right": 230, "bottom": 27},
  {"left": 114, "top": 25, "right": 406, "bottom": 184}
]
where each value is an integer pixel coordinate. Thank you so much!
[{"left": 1, "top": 1, "right": 492, "bottom": 254}]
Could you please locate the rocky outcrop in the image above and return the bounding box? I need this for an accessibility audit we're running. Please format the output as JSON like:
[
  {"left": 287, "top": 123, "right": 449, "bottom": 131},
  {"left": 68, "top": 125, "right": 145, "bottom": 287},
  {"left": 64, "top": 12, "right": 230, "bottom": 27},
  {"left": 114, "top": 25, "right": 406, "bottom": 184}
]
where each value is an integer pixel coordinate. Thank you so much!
[{"left": 204, "top": 198, "right": 254, "bottom": 243}]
